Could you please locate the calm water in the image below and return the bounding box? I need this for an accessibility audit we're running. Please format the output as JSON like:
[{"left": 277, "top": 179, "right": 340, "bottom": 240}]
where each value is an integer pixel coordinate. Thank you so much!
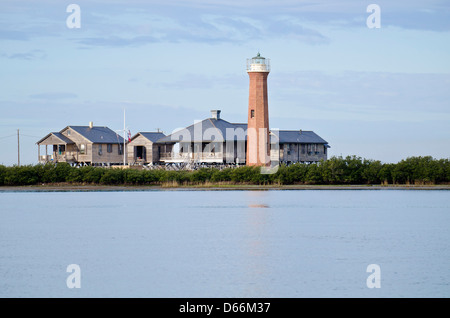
[{"left": 0, "top": 189, "right": 449, "bottom": 298}]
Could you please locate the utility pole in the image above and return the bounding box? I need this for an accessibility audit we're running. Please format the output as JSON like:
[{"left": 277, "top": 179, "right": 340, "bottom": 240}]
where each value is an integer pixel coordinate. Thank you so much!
[
  {"left": 123, "top": 109, "right": 126, "bottom": 166},
  {"left": 17, "top": 129, "right": 20, "bottom": 166}
]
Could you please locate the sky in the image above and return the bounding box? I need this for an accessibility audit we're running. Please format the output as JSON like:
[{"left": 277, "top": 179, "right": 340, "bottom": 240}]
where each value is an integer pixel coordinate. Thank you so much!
[{"left": 0, "top": 0, "right": 449, "bottom": 165}]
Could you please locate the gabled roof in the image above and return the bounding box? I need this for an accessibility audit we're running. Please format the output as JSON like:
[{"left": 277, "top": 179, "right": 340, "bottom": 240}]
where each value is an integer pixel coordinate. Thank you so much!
[
  {"left": 131, "top": 132, "right": 166, "bottom": 143},
  {"left": 64, "top": 126, "right": 125, "bottom": 144},
  {"left": 155, "top": 114, "right": 329, "bottom": 145},
  {"left": 36, "top": 132, "right": 74, "bottom": 145},
  {"left": 272, "top": 130, "right": 328, "bottom": 144},
  {"left": 157, "top": 118, "right": 247, "bottom": 143}
]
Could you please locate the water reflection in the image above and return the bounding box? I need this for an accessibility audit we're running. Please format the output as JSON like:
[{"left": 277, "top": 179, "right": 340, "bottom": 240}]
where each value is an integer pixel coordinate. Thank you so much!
[
  {"left": 243, "top": 191, "right": 270, "bottom": 297},
  {"left": 248, "top": 204, "right": 270, "bottom": 208}
]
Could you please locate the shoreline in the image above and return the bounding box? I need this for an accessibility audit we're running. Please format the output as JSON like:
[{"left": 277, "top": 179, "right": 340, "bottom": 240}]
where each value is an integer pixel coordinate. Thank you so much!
[{"left": 0, "top": 184, "right": 449, "bottom": 192}]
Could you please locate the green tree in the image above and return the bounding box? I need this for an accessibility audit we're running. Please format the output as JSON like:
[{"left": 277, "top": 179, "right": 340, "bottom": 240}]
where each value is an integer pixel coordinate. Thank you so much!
[
  {"left": 320, "top": 156, "right": 345, "bottom": 184},
  {"left": 54, "top": 162, "right": 72, "bottom": 182},
  {"left": 286, "top": 163, "right": 308, "bottom": 184},
  {"left": 361, "top": 159, "right": 382, "bottom": 184},
  {"left": 100, "top": 169, "right": 125, "bottom": 184},
  {"left": 190, "top": 168, "right": 214, "bottom": 183},
  {"left": 80, "top": 166, "right": 104, "bottom": 183},
  {"left": 0, "top": 165, "right": 6, "bottom": 185},
  {"left": 305, "top": 163, "right": 323, "bottom": 184},
  {"left": 378, "top": 163, "right": 394, "bottom": 184}
]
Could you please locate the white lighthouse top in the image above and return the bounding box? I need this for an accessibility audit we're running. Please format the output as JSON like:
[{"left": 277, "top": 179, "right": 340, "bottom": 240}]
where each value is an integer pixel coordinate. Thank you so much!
[{"left": 246, "top": 52, "right": 270, "bottom": 73}]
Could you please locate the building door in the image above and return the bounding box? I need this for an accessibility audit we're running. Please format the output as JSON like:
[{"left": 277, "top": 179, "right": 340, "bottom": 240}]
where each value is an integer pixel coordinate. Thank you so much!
[{"left": 135, "top": 146, "right": 144, "bottom": 159}]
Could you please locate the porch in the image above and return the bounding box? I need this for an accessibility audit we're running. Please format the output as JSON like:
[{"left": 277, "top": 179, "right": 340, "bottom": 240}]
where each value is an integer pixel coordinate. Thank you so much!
[
  {"left": 159, "top": 152, "right": 224, "bottom": 163},
  {"left": 36, "top": 132, "right": 78, "bottom": 164}
]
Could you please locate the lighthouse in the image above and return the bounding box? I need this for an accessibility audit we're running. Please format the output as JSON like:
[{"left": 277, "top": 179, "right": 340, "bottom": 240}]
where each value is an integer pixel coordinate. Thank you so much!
[{"left": 246, "top": 52, "right": 270, "bottom": 166}]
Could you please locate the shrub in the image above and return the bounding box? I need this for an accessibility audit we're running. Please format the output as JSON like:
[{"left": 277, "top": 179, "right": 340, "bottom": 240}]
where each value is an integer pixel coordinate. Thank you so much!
[
  {"left": 80, "top": 166, "right": 104, "bottom": 184},
  {"left": 124, "top": 169, "right": 144, "bottom": 184},
  {"left": 0, "top": 165, "right": 6, "bottom": 185},
  {"left": 100, "top": 169, "right": 125, "bottom": 184},
  {"left": 0, "top": 156, "right": 449, "bottom": 186},
  {"left": 230, "top": 166, "right": 259, "bottom": 183},
  {"left": 305, "top": 164, "right": 323, "bottom": 184},
  {"left": 190, "top": 168, "right": 214, "bottom": 183},
  {"left": 210, "top": 168, "right": 232, "bottom": 182},
  {"left": 4, "top": 165, "right": 39, "bottom": 185}
]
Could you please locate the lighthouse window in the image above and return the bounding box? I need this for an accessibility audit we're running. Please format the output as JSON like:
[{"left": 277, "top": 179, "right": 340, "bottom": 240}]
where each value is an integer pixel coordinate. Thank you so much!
[{"left": 251, "top": 110, "right": 255, "bottom": 118}]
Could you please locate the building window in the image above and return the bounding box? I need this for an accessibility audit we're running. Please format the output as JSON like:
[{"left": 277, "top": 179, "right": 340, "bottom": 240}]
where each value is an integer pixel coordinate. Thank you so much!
[
  {"left": 285, "top": 144, "right": 291, "bottom": 155},
  {"left": 80, "top": 144, "right": 86, "bottom": 154},
  {"left": 67, "top": 130, "right": 71, "bottom": 136},
  {"left": 107, "top": 144, "right": 112, "bottom": 153},
  {"left": 118, "top": 145, "right": 123, "bottom": 155},
  {"left": 98, "top": 144, "right": 102, "bottom": 155},
  {"left": 251, "top": 110, "right": 255, "bottom": 118},
  {"left": 324, "top": 145, "right": 327, "bottom": 155}
]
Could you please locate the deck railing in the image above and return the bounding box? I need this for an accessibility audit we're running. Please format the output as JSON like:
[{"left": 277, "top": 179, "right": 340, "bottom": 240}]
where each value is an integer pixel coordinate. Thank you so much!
[
  {"left": 38, "top": 152, "right": 77, "bottom": 163},
  {"left": 160, "top": 152, "right": 223, "bottom": 161}
]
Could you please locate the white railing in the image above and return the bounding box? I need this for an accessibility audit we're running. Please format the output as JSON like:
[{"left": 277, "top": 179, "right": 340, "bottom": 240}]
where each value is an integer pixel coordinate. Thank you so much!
[
  {"left": 39, "top": 155, "right": 52, "bottom": 163},
  {"left": 39, "top": 153, "right": 77, "bottom": 163},
  {"left": 246, "top": 59, "right": 270, "bottom": 72},
  {"left": 160, "top": 152, "right": 223, "bottom": 161}
]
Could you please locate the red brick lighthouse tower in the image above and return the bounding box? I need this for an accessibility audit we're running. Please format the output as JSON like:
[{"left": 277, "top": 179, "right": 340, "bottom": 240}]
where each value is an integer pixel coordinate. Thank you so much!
[{"left": 246, "top": 52, "right": 270, "bottom": 166}]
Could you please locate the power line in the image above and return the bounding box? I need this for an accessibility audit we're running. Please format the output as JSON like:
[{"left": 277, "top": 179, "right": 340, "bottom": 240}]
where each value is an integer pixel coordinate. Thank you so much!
[
  {"left": 17, "top": 129, "right": 20, "bottom": 166},
  {"left": 0, "top": 134, "right": 16, "bottom": 140},
  {"left": 20, "top": 134, "right": 41, "bottom": 138}
]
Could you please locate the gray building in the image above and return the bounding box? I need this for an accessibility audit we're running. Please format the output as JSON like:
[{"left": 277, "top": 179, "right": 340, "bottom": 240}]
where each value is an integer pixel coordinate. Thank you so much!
[
  {"left": 37, "top": 123, "right": 125, "bottom": 166},
  {"left": 36, "top": 112, "right": 329, "bottom": 167},
  {"left": 271, "top": 130, "right": 329, "bottom": 164},
  {"left": 156, "top": 110, "right": 247, "bottom": 165},
  {"left": 155, "top": 110, "right": 329, "bottom": 165},
  {"left": 127, "top": 132, "right": 167, "bottom": 165}
]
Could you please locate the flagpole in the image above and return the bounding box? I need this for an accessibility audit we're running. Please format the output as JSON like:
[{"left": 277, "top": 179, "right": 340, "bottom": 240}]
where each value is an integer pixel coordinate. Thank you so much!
[{"left": 123, "top": 108, "right": 126, "bottom": 166}]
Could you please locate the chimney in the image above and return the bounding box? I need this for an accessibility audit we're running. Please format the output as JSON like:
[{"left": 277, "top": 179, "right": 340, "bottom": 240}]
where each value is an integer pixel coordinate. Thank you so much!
[
  {"left": 211, "top": 110, "right": 221, "bottom": 120},
  {"left": 89, "top": 121, "right": 93, "bottom": 128}
]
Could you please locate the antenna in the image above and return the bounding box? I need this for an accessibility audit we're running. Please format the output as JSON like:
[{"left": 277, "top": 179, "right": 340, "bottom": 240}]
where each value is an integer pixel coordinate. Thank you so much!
[
  {"left": 115, "top": 109, "right": 129, "bottom": 167},
  {"left": 17, "top": 129, "right": 20, "bottom": 166},
  {"left": 123, "top": 109, "right": 126, "bottom": 166}
]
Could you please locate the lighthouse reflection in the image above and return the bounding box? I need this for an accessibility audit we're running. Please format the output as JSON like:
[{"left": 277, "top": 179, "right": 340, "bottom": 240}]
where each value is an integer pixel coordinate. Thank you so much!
[{"left": 243, "top": 191, "right": 271, "bottom": 297}]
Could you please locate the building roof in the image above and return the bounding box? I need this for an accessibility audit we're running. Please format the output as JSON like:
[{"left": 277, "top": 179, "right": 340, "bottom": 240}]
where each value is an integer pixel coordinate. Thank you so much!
[
  {"left": 273, "top": 130, "right": 328, "bottom": 144},
  {"left": 157, "top": 118, "right": 248, "bottom": 143},
  {"left": 156, "top": 114, "right": 328, "bottom": 145},
  {"left": 131, "top": 132, "right": 166, "bottom": 143},
  {"left": 65, "top": 126, "right": 125, "bottom": 144},
  {"left": 36, "top": 132, "right": 75, "bottom": 145}
]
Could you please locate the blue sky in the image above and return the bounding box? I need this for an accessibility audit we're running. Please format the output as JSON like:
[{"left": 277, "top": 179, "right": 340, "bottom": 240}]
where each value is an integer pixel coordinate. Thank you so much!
[{"left": 0, "top": 0, "right": 449, "bottom": 165}]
